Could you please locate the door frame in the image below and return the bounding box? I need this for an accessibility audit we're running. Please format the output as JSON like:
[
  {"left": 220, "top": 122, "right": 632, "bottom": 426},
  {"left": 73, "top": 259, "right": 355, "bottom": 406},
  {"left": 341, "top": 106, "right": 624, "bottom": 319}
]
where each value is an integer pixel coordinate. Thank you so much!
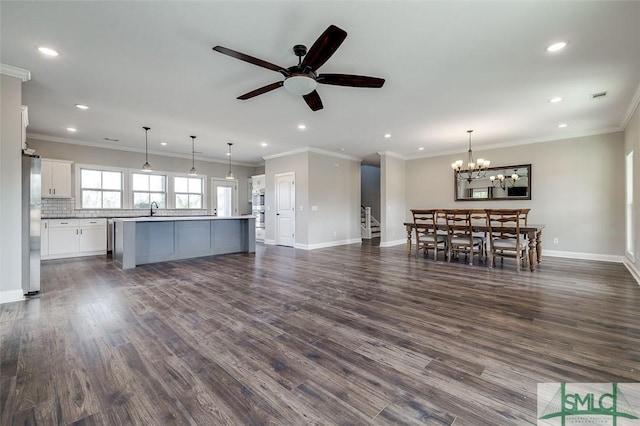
[
  {"left": 275, "top": 172, "right": 295, "bottom": 247},
  {"left": 211, "top": 178, "right": 238, "bottom": 216}
]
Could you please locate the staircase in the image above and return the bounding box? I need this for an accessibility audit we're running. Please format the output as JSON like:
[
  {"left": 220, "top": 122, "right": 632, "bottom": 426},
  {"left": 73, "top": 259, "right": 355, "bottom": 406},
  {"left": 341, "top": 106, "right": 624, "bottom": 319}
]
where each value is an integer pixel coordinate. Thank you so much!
[{"left": 361, "top": 206, "right": 381, "bottom": 239}]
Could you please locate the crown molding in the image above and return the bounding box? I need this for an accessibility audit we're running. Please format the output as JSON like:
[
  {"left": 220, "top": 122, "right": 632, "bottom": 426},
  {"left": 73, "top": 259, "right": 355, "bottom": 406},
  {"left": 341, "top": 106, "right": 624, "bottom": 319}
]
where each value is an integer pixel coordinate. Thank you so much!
[
  {"left": 26, "top": 133, "right": 260, "bottom": 167},
  {"left": 408, "top": 127, "right": 624, "bottom": 160},
  {"left": 0, "top": 64, "right": 31, "bottom": 82},
  {"left": 263, "top": 146, "right": 362, "bottom": 162},
  {"left": 377, "top": 150, "right": 409, "bottom": 160},
  {"left": 622, "top": 81, "right": 640, "bottom": 130}
]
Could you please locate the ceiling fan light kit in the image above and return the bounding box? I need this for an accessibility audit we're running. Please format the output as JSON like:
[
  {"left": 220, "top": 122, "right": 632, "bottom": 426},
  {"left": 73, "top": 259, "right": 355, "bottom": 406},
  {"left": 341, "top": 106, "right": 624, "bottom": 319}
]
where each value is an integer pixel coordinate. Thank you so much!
[{"left": 213, "top": 25, "right": 385, "bottom": 111}]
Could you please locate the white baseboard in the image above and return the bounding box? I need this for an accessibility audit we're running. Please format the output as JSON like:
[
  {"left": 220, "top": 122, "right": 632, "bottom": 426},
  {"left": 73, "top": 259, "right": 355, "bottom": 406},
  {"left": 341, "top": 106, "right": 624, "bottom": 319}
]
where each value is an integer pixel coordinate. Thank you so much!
[
  {"left": 623, "top": 259, "right": 640, "bottom": 285},
  {"left": 543, "top": 250, "right": 624, "bottom": 263},
  {"left": 295, "top": 238, "right": 362, "bottom": 251},
  {"left": 379, "top": 238, "right": 407, "bottom": 248},
  {"left": 264, "top": 239, "right": 276, "bottom": 245},
  {"left": 0, "top": 289, "right": 25, "bottom": 304}
]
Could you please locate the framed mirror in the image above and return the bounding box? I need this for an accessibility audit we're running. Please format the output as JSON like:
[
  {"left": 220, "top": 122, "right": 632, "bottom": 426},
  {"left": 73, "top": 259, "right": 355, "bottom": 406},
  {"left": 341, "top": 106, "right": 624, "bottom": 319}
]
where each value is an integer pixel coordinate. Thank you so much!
[{"left": 454, "top": 164, "right": 531, "bottom": 201}]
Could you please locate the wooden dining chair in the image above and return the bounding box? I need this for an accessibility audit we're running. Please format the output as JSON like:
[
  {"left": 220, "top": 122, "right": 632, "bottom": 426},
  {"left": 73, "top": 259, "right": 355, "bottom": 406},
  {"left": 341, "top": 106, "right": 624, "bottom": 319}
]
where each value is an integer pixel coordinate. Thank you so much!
[
  {"left": 444, "top": 209, "right": 484, "bottom": 265},
  {"left": 411, "top": 209, "right": 447, "bottom": 260},
  {"left": 485, "top": 209, "right": 528, "bottom": 272}
]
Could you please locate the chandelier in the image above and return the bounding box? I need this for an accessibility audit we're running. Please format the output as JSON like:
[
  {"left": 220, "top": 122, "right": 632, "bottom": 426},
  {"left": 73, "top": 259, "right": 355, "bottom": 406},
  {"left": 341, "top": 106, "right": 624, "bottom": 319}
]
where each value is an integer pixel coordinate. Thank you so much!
[
  {"left": 490, "top": 171, "right": 520, "bottom": 189},
  {"left": 451, "top": 130, "right": 489, "bottom": 182}
]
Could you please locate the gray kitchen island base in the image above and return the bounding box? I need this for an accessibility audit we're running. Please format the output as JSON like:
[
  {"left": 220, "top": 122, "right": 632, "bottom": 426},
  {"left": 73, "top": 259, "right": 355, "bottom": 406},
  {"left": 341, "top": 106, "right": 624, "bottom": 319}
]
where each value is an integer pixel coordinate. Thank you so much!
[{"left": 113, "top": 216, "right": 255, "bottom": 269}]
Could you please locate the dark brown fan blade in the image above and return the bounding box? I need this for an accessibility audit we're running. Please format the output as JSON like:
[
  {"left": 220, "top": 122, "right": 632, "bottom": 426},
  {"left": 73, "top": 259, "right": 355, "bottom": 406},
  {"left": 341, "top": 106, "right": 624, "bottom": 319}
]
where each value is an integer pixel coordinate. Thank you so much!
[
  {"left": 317, "top": 74, "right": 385, "bottom": 88},
  {"left": 300, "top": 25, "right": 347, "bottom": 71},
  {"left": 213, "top": 46, "right": 287, "bottom": 74},
  {"left": 237, "top": 81, "right": 284, "bottom": 100},
  {"left": 303, "top": 90, "right": 323, "bottom": 111}
]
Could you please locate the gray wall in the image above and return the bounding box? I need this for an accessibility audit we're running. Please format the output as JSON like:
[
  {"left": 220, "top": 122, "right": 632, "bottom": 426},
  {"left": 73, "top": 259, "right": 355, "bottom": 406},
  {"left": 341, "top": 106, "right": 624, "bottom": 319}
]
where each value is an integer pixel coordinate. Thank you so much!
[
  {"left": 0, "top": 74, "right": 23, "bottom": 301},
  {"left": 361, "top": 165, "right": 381, "bottom": 220},
  {"left": 308, "top": 152, "right": 361, "bottom": 245},
  {"left": 624, "top": 102, "right": 640, "bottom": 278},
  {"left": 380, "top": 153, "right": 407, "bottom": 245},
  {"left": 405, "top": 132, "right": 625, "bottom": 257},
  {"left": 27, "top": 138, "right": 258, "bottom": 215},
  {"left": 264, "top": 151, "right": 309, "bottom": 245}
]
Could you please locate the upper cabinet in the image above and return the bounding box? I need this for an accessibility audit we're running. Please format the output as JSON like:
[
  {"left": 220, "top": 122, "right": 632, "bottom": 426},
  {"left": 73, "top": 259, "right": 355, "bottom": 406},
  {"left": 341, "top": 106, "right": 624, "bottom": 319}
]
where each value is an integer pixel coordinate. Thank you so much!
[
  {"left": 252, "top": 174, "right": 265, "bottom": 191},
  {"left": 42, "top": 159, "right": 72, "bottom": 198}
]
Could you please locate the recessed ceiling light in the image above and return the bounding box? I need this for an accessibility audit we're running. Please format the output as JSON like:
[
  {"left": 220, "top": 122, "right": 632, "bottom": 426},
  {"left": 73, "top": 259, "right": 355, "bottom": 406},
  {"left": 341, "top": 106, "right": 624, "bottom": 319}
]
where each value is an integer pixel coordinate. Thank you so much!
[
  {"left": 558, "top": 123, "right": 568, "bottom": 128},
  {"left": 261, "top": 142, "right": 268, "bottom": 147},
  {"left": 549, "top": 97, "right": 563, "bottom": 103},
  {"left": 418, "top": 147, "right": 424, "bottom": 151},
  {"left": 297, "top": 124, "right": 306, "bottom": 130},
  {"left": 66, "top": 127, "right": 77, "bottom": 132},
  {"left": 38, "top": 46, "right": 59, "bottom": 57},
  {"left": 384, "top": 133, "right": 391, "bottom": 138},
  {"left": 547, "top": 42, "right": 567, "bottom": 52},
  {"left": 75, "top": 104, "right": 89, "bottom": 110},
  {"left": 160, "top": 142, "right": 167, "bottom": 146}
]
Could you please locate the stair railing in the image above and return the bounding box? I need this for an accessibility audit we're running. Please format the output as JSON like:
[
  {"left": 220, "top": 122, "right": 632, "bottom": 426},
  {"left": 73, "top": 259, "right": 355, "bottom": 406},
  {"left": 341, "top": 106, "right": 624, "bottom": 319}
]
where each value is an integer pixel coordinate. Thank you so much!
[{"left": 361, "top": 206, "right": 380, "bottom": 239}]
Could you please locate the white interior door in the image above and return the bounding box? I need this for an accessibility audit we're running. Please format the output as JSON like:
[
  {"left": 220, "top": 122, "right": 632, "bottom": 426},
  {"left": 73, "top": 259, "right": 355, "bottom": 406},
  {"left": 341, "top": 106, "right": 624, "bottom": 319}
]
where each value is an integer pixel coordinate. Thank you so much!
[
  {"left": 211, "top": 179, "right": 238, "bottom": 217},
  {"left": 275, "top": 172, "right": 295, "bottom": 247}
]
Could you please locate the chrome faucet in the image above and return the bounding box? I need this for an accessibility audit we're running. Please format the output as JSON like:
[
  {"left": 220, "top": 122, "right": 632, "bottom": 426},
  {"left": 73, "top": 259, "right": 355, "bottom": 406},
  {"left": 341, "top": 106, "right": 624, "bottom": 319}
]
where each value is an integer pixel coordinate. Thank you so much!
[{"left": 150, "top": 201, "right": 159, "bottom": 216}]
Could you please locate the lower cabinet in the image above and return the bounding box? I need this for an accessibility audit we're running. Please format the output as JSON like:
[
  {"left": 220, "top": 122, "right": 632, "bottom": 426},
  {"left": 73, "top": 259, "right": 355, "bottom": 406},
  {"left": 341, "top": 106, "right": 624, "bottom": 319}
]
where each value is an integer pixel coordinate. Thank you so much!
[{"left": 42, "top": 218, "right": 107, "bottom": 260}]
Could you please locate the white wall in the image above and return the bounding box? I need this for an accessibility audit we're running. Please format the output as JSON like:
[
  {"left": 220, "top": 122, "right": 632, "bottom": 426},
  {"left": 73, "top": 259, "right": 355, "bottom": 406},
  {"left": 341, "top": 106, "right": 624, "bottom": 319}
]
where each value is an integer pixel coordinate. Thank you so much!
[
  {"left": 406, "top": 132, "right": 625, "bottom": 258},
  {"left": 0, "top": 74, "right": 24, "bottom": 303},
  {"left": 307, "top": 152, "right": 361, "bottom": 247},
  {"left": 27, "top": 138, "right": 258, "bottom": 214},
  {"left": 624, "top": 101, "right": 640, "bottom": 281},
  {"left": 361, "top": 165, "right": 381, "bottom": 220},
  {"left": 380, "top": 152, "right": 407, "bottom": 246}
]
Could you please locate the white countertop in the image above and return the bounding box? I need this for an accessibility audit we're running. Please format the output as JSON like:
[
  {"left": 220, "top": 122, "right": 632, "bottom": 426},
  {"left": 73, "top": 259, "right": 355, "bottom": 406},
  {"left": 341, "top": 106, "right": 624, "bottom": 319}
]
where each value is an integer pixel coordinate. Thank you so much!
[{"left": 113, "top": 215, "right": 254, "bottom": 222}]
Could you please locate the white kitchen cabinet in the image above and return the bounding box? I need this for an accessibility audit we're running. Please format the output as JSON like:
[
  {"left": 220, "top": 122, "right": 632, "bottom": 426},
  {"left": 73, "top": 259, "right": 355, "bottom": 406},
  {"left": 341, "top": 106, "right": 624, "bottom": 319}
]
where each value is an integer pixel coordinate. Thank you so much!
[
  {"left": 41, "top": 220, "right": 49, "bottom": 257},
  {"left": 78, "top": 219, "right": 107, "bottom": 253},
  {"left": 252, "top": 174, "right": 265, "bottom": 190},
  {"left": 43, "top": 218, "right": 106, "bottom": 259},
  {"left": 48, "top": 220, "right": 79, "bottom": 256},
  {"left": 42, "top": 159, "right": 72, "bottom": 198}
]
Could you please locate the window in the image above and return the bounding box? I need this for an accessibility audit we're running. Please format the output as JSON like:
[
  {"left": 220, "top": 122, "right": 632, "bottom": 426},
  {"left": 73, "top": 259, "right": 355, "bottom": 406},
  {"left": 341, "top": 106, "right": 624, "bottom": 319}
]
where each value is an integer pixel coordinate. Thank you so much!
[
  {"left": 80, "top": 168, "right": 123, "bottom": 208},
  {"left": 626, "top": 151, "right": 634, "bottom": 257},
  {"left": 132, "top": 172, "right": 166, "bottom": 208},
  {"left": 174, "top": 176, "right": 203, "bottom": 208}
]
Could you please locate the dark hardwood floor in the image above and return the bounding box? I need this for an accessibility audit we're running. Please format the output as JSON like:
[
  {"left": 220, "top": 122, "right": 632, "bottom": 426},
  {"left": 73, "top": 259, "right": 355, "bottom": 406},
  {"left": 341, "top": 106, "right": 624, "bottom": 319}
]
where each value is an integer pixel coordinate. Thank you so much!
[{"left": 1, "top": 243, "right": 639, "bottom": 425}]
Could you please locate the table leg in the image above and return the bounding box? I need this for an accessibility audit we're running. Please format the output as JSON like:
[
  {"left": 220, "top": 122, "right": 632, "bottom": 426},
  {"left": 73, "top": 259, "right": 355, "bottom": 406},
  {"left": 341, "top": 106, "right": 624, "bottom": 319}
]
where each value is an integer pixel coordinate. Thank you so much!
[
  {"left": 536, "top": 229, "right": 542, "bottom": 263},
  {"left": 527, "top": 230, "right": 536, "bottom": 272},
  {"left": 406, "top": 225, "right": 413, "bottom": 256}
]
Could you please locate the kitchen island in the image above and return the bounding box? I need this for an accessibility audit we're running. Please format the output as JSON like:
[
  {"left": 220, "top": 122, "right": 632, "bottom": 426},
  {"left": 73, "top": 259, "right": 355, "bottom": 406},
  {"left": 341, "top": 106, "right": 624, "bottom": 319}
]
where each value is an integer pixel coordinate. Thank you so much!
[{"left": 113, "top": 215, "right": 255, "bottom": 269}]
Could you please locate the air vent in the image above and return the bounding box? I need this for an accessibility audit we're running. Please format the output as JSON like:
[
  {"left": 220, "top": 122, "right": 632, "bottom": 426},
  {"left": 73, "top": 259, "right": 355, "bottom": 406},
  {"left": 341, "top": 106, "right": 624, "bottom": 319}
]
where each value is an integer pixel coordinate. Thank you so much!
[
  {"left": 104, "top": 137, "right": 119, "bottom": 142},
  {"left": 591, "top": 91, "right": 607, "bottom": 99}
]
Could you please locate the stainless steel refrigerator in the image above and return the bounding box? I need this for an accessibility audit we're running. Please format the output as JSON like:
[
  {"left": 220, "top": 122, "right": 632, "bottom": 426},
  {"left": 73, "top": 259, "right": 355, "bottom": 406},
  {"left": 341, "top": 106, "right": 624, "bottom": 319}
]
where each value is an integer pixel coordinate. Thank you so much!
[{"left": 22, "top": 154, "right": 41, "bottom": 295}]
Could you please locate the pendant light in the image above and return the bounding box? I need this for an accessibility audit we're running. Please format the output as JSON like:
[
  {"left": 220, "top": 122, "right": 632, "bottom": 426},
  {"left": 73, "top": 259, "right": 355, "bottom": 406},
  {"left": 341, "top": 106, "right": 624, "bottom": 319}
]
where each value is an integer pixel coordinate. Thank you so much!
[
  {"left": 226, "top": 142, "right": 235, "bottom": 180},
  {"left": 189, "top": 135, "right": 198, "bottom": 176},
  {"left": 141, "top": 126, "right": 152, "bottom": 172}
]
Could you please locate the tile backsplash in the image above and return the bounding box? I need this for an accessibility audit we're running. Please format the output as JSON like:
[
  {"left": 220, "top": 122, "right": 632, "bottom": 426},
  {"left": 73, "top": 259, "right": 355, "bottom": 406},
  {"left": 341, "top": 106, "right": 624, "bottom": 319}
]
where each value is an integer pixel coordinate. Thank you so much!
[{"left": 42, "top": 198, "right": 207, "bottom": 218}]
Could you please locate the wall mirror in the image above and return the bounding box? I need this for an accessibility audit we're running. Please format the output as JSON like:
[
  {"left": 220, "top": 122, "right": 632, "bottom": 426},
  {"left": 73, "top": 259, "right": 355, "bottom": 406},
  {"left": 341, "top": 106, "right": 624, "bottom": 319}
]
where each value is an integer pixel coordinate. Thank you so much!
[{"left": 454, "top": 164, "right": 531, "bottom": 201}]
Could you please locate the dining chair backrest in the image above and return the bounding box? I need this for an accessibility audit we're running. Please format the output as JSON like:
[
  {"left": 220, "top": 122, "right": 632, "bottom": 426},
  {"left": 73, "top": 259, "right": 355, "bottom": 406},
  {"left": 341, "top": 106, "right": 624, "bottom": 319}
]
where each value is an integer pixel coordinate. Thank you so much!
[
  {"left": 411, "top": 209, "right": 445, "bottom": 260},
  {"left": 485, "top": 209, "right": 526, "bottom": 271},
  {"left": 444, "top": 209, "right": 473, "bottom": 244}
]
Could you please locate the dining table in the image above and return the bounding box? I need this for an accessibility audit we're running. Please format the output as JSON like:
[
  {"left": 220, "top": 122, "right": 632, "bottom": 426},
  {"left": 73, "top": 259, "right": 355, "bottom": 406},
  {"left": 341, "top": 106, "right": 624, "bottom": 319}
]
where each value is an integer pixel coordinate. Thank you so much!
[{"left": 403, "top": 222, "right": 545, "bottom": 272}]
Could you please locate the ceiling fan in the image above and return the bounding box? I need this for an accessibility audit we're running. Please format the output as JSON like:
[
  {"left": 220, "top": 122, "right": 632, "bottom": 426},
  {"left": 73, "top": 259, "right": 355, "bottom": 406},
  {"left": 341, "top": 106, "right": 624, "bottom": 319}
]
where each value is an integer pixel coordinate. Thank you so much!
[{"left": 213, "top": 25, "right": 385, "bottom": 111}]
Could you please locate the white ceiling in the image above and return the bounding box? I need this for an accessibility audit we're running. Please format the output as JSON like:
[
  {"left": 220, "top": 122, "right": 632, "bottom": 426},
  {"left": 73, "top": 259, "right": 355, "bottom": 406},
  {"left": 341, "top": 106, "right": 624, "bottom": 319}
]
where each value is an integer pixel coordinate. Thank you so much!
[{"left": 2, "top": 1, "right": 640, "bottom": 166}]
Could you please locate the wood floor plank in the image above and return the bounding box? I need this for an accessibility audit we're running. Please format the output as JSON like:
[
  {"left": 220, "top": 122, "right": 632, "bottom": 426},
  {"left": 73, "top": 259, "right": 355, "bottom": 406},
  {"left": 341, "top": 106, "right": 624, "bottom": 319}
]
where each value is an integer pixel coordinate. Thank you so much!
[{"left": 1, "top": 244, "right": 639, "bottom": 424}]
